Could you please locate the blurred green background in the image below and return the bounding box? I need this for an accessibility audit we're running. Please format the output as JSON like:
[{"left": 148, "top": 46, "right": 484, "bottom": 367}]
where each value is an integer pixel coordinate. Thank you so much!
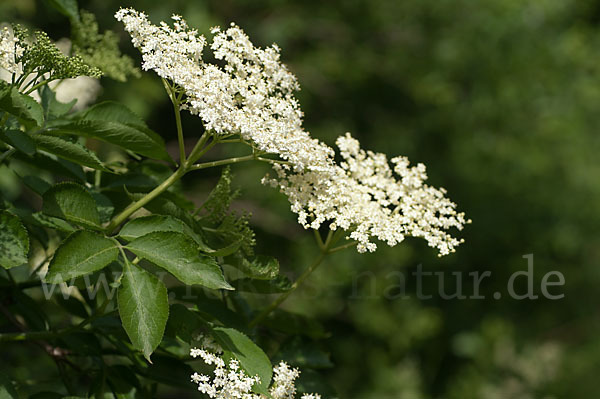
[{"left": 2, "top": 0, "right": 600, "bottom": 397}]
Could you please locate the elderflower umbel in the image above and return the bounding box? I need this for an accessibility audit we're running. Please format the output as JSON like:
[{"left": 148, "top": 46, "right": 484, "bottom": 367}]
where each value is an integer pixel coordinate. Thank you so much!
[
  {"left": 265, "top": 133, "right": 468, "bottom": 254},
  {"left": 115, "top": 8, "right": 334, "bottom": 171},
  {"left": 116, "top": 8, "right": 467, "bottom": 255},
  {"left": 190, "top": 336, "right": 321, "bottom": 399},
  {"left": 0, "top": 26, "right": 24, "bottom": 73}
]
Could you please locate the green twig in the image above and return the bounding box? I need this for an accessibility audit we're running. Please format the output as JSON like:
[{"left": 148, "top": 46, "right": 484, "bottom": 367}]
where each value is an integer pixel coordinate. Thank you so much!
[
  {"left": 186, "top": 131, "right": 213, "bottom": 166},
  {"left": 163, "top": 79, "right": 186, "bottom": 166},
  {"left": 328, "top": 240, "right": 358, "bottom": 253},
  {"left": 25, "top": 78, "right": 51, "bottom": 95},
  {"left": 313, "top": 229, "right": 325, "bottom": 250},
  {"left": 104, "top": 167, "right": 185, "bottom": 233},
  {"left": 189, "top": 154, "right": 257, "bottom": 171}
]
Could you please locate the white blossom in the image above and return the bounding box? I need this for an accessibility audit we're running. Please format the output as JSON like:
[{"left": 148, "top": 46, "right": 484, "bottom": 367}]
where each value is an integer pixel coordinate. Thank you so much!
[
  {"left": 116, "top": 8, "right": 467, "bottom": 255},
  {"left": 190, "top": 337, "right": 321, "bottom": 399},
  {"left": 0, "top": 25, "right": 24, "bottom": 74},
  {"left": 270, "top": 362, "right": 300, "bottom": 399},
  {"left": 265, "top": 133, "right": 468, "bottom": 255},
  {"left": 115, "top": 8, "right": 334, "bottom": 171}
]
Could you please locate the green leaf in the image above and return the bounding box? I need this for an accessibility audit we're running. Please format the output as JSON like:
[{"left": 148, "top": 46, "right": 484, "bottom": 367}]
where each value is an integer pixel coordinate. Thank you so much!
[
  {"left": 227, "top": 254, "right": 280, "bottom": 280},
  {"left": 82, "top": 101, "right": 147, "bottom": 126},
  {"left": 143, "top": 196, "right": 206, "bottom": 239},
  {"left": 45, "top": 0, "right": 80, "bottom": 23},
  {"left": 91, "top": 191, "right": 114, "bottom": 224},
  {"left": 118, "top": 262, "right": 169, "bottom": 362},
  {"left": 42, "top": 182, "right": 101, "bottom": 228},
  {"left": 39, "top": 84, "right": 76, "bottom": 119},
  {"left": 0, "top": 129, "right": 36, "bottom": 155},
  {"left": 209, "top": 238, "right": 243, "bottom": 257},
  {"left": 126, "top": 231, "right": 232, "bottom": 290},
  {"left": 15, "top": 152, "right": 85, "bottom": 181},
  {"left": 211, "top": 327, "right": 273, "bottom": 393},
  {"left": 45, "top": 230, "right": 118, "bottom": 283},
  {"left": 31, "top": 212, "right": 76, "bottom": 233},
  {"left": 34, "top": 134, "right": 108, "bottom": 171},
  {"left": 49, "top": 102, "right": 171, "bottom": 161},
  {"left": 0, "top": 211, "right": 29, "bottom": 269},
  {"left": 0, "top": 81, "right": 44, "bottom": 126},
  {"left": 0, "top": 370, "right": 18, "bottom": 399},
  {"left": 118, "top": 215, "right": 204, "bottom": 246}
]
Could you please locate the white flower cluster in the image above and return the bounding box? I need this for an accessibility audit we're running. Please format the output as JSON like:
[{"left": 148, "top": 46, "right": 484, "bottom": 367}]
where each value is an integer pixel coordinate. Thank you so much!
[
  {"left": 0, "top": 26, "right": 23, "bottom": 74},
  {"left": 190, "top": 336, "right": 321, "bottom": 399},
  {"left": 265, "top": 133, "right": 468, "bottom": 254},
  {"left": 115, "top": 8, "right": 333, "bottom": 171},
  {"left": 116, "top": 8, "right": 468, "bottom": 255}
]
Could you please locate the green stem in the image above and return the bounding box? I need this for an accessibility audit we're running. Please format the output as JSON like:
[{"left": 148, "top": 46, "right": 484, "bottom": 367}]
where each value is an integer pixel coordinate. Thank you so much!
[
  {"left": 188, "top": 155, "right": 291, "bottom": 171},
  {"left": 25, "top": 79, "right": 51, "bottom": 95},
  {"left": 313, "top": 229, "right": 325, "bottom": 250},
  {"left": 189, "top": 154, "right": 257, "bottom": 171},
  {"left": 105, "top": 167, "right": 185, "bottom": 233},
  {"left": 219, "top": 138, "right": 245, "bottom": 144},
  {"left": 186, "top": 131, "right": 213, "bottom": 166},
  {"left": 328, "top": 240, "right": 358, "bottom": 253},
  {"left": 256, "top": 156, "right": 293, "bottom": 166},
  {"left": 95, "top": 170, "right": 102, "bottom": 188},
  {"left": 104, "top": 132, "right": 235, "bottom": 233},
  {"left": 163, "top": 79, "right": 186, "bottom": 166},
  {"left": 174, "top": 104, "right": 186, "bottom": 165}
]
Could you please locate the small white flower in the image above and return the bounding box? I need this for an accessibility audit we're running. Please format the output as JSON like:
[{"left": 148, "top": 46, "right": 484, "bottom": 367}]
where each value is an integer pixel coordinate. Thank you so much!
[
  {"left": 0, "top": 25, "right": 24, "bottom": 74},
  {"left": 189, "top": 344, "right": 321, "bottom": 399}
]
